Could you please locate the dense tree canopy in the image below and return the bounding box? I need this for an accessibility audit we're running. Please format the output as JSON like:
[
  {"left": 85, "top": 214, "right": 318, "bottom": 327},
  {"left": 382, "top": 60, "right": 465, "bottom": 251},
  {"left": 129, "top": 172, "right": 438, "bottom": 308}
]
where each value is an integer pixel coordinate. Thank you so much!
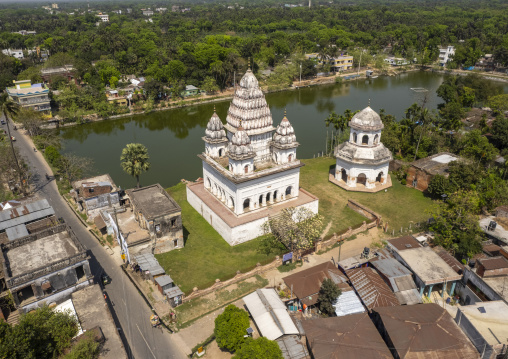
[{"left": 214, "top": 305, "right": 250, "bottom": 353}]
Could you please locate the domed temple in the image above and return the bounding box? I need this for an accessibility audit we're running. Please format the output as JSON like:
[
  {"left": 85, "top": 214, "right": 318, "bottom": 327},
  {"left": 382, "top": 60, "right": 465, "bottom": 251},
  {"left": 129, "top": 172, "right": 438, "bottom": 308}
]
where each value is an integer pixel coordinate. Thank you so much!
[
  {"left": 331, "top": 106, "right": 393, "bottom": 192},
  {"left": 186, "top": 68, "right": 319, "bottom": 245}
]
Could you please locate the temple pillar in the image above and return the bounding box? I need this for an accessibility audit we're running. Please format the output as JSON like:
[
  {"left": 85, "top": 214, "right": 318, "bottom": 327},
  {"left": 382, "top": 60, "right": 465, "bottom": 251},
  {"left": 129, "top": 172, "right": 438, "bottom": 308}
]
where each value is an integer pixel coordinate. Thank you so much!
[
  {"left": 249, "top": 198, "right": 255, "bottom": 211},
  {"left": 262, "top": 194, "right": 267, "bottom": 206}
]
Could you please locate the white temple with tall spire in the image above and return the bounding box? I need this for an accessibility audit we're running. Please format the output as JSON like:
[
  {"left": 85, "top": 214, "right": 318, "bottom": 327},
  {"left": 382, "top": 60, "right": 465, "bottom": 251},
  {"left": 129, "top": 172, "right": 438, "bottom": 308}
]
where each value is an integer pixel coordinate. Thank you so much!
[{"left": 186, "top": 68, "right": 319, "bottom": 245}]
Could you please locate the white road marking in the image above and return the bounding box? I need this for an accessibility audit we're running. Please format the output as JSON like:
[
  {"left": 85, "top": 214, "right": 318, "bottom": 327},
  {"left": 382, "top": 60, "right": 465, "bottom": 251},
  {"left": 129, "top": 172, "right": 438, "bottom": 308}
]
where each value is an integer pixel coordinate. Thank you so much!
[{"left": 136, "top": 324, "right": 157, "bottom": 359}]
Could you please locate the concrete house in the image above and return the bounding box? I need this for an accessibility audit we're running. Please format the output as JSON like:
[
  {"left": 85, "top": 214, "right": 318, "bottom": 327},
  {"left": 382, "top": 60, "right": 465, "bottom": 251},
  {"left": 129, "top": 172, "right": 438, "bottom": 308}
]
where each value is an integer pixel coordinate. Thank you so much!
[
  {"left": 6, "top": 80, "right": 51, "bottom": 112},
  {"left": 0, "top": 224, "right": 92, "bottom": 314},
  {"left": 123, "top": 184, "right": 184, "bottom": 255},
  {"left": 72, "top": 174, "right": 120, "bottom": 220}
]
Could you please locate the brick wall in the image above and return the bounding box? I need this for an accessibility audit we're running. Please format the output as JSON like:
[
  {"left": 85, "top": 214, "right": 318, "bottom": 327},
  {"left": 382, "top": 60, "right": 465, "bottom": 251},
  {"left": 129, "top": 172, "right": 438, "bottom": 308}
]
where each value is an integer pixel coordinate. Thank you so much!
[
  {"left": 80, "top": 184, "right": 112, "bottom": 199},
  {"left": 406, "top": 166, "right": 432, "bottom": 192}
]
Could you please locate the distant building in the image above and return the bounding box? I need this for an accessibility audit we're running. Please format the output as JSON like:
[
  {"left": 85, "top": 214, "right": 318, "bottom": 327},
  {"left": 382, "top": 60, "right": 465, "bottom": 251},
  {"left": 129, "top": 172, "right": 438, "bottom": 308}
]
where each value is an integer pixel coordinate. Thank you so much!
[
  {"left": 0, "top": 224, "right": 93, "bottom": 314},
  {"left": 11, "top": 30, "right": 36, "bottom": 36},
  {"left": 142, "top": 9, "right": 154, "bottom": 16},
  {"left": 305, "top": 53, "right": 354, "bottom": 72},
  {"left": 384, "top": 56, "right": 409, "bottom": 66},
  {"left": 439, "top": 46, "right": 455, "bottom": 66},
  {"left": 96, "top": 13, "right": 109, "bottom": 22},
  {"left": 476, "top": 54, "right": 496, "bottom": 71},
  {"left": 346, "top": 267, "right": 400, "bottom": 311},
  {"left": 106, "top": 90, "right": 128, "bottom": 106},
  {"left": 6, "top": 80, "right": 51, "bottom": 112},
  {"left": 126, "top": 8, "right": 132, "bottom": 13},
  {"left": 1, "top": 49, "right": 24, "bottom": 59},
  {"left": 181, "top": 85, "right": 199, "bottom": 97},
  {"left": 41, "top": 64, "right": 77, "bottom": 85},
  {"left": 156, "top": 7, "right": 167, "bottom": 12},
  {"left": 51, "top": 3, "right": 58, "bottom": 9}
]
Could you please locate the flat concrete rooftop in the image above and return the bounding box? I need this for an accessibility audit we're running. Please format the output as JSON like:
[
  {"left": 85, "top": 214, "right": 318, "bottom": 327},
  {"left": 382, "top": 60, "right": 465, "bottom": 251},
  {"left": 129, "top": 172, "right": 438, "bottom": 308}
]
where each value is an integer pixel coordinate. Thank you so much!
[
  {"left": 483, "top": 276, "right": 508, "bottom": 302},
  {"left": 72, "top": 284, "right": 126, "bottom": 359},
  {"left": 398, "top": 247, "right": 462, "bottom": 285},
  {"left": 6, "top": 231, "right": 80, "bottom": 277},
  {"left": 458, "top": 301, "right": 508, "bottom": 347},
  {"left": 72, "top": 174, "right": 117, "bottom": 191},
  {"left": 116, "top": 210, "right": 149, "bottom": 245},
  {"left": 127, "top": 184, "right": 180, "bottom": 219}
]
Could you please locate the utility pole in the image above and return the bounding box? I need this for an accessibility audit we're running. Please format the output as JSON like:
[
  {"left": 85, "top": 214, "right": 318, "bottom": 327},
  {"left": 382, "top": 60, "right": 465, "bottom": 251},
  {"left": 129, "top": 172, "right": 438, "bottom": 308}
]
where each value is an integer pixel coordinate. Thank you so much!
[{"left": 299, "top": 63, "right": 302, "bottom": 84}]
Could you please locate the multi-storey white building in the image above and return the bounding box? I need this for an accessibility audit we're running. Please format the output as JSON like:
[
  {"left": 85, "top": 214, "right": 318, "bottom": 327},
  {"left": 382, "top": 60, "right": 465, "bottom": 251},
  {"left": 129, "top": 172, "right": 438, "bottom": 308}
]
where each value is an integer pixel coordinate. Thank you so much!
[
  {"left": 439, "top": 46, "right": 455, "bottom": 66},
  {"left": 187, "top": 68, "right": 319, "bottom": 245}
]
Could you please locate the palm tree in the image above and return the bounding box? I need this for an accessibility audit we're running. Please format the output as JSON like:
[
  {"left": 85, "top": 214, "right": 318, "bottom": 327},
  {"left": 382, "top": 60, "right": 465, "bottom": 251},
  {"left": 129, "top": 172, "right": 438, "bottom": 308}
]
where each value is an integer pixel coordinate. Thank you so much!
[
  {"left": 120, "top": 143, "right": 151, "bottom": 188},
  {"left": 0, "top": 93, "right": 23, "bottom": 192}
]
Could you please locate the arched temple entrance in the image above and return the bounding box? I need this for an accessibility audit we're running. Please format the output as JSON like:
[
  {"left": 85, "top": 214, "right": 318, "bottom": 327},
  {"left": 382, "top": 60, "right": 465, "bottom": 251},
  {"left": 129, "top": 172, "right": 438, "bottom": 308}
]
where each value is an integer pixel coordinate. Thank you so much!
[
  {"left": 357, "top": 173, "right": 367, "bottom": 186},
  {"left": 341, "top": 169, "right": 347, "bottom": 182}
]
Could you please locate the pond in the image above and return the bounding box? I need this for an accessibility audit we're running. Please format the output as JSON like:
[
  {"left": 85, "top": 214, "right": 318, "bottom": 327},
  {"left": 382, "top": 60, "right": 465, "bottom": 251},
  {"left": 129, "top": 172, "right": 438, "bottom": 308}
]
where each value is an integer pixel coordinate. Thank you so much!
[{"left": 57, "top": 71, "right": 479, "bottom": 189}]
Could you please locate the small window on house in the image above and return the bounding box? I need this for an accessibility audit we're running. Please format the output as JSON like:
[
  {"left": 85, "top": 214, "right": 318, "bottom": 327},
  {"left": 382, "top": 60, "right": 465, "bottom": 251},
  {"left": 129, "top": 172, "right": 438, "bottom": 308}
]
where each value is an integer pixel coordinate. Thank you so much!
[
  {"left": 89, "top": 188, "right": 94, "bottom": 193},
  {"left": 244, "top": 165, "right": 249, "bottom": 174},
  {"left": 171, "top": 218, "right": 176, "bottom": 227},
  {"left": 76, "top": 265, "right": 85, "bottom": 280},
  {"left": 173, "top": 239, "right": 178, "bottom": 247}
]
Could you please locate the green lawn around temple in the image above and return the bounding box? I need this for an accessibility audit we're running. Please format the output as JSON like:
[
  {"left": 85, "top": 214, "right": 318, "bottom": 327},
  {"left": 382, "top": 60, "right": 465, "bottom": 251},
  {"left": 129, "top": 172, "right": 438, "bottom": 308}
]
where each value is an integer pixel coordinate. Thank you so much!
[
  {"left": 299, "top": 157, "right": 438, "bottom": 234},
  {"left": 157, "top": 157, "right": 437, "bottom": 294},
  {"left": 156, "top": 182, "right": 278, "bottom": 295}
]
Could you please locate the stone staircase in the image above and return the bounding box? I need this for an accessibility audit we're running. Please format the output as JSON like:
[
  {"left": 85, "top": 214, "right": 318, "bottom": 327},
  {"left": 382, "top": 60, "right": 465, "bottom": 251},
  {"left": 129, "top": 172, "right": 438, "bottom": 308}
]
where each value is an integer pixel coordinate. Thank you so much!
[{"left": 6, "top": 309, "right": 20, "bottom": 326}]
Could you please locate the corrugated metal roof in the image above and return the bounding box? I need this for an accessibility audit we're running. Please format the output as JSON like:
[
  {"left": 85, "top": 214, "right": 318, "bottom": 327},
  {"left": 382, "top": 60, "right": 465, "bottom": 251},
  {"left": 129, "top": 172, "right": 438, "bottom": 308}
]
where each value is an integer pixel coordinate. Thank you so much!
[
  {"left": 371, "top": 257, "right": 412, "bottom": 279},
  {"left": 394, "top": 289, "right": 423, "bottom": 305},
  {"left": 0, "top": 199, "right": 54, "bottom": 231},
  {"left": 276, "top": 335, "right": 309, "bottom": 359},
  {"left": 333, "top": 290, "right": 365, "bottom": 317},
  {"left": 373, "top": 304, "right": 480, "bottom": 359},
  {"left": 283, "top": 262, "right": 348, "bottom": 306},
  {"left": 5, "top": 224, "right": 29, "bottom": 240},
  {"left": 164, "top": 286, "right": 184, "bottom": 298},
  {"left": 243, "top": 288, "right": 299, "bottom": 341},
  {"left": 437, "top": 250, "right": 465, "bottom": 274},
  {"left": 346, "top": 267, "right": 400, "bottom": 310},
  {"left": 155, "top": 275, "right": 173, "bottom": 287},
  {"left": 133, "top": 253, "right": 165, "bottom": 276},
  {"left": 392, "top": 275, "right": 417, "bottom": 292},
  {"left": 301, "top": 314, "right": 393, "bottom": 359},
  {"left": 478, "top": 256, "right": 508, "bottom": 270}
]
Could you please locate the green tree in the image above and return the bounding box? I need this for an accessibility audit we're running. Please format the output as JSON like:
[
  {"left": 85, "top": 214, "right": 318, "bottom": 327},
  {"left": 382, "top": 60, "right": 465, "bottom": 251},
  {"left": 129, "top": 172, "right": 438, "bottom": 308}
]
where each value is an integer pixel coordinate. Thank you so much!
[
  {"left": 262, "top": 207, "right": 323, "bottom": 253},
  {"left": 427, "top": 174, "right": 449, "bottom": 198},
  {"left": 427, "top": 190, "right": 484, "bottom": 258},
  {"left": 0, "top": 306, "right": 78, "bottom": 359},
  {"left": 109, "top": 76, "right": 119, "bottom": 89},
  {"left": 317, "top": 278, "right": 342, "bottom": 317},
  {"left": 17, "top": 66, "right": 42, "bottom": 83},
  {"left": 62, "top": 332, "right": 100, "bottom": 359},
  {"left": 488, "top": 94, "right": 508, "bottom": 116},
  {"left": 0, "top": 93, "right": 23, "bottom": 193},
  {"left": 491, "top": 116, "right": 508, "bottom": 151},
  {"left": 120, "top": 143, "right": 151, "bottom": 188},
  {"left": 202, "top": 77, "right": 219, "bottom": 94},
  {"left": 233, "top": 338, "right": 283, "bottom": 359},
  {"left": 214, "top": 305, "right": 250, "bottom": 353},
  {"left": 456, "top": 130, "right": 498, "bottom": 164}
]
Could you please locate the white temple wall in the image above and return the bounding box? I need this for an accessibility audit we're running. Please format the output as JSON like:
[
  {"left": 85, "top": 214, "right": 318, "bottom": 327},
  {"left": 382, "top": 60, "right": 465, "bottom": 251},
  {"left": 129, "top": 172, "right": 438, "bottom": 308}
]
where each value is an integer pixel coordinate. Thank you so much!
[
  {"left": 186, "top": 185, "right": 318, "bottom": 246},
  {"left": 203, "top": 161, "right": 300, "bottom": 215},
  {"left": 272, "top": 148, "right": 297, "bottom": 165},
  {"left": 335, "top": 160, "right": 389, "bottom": 189},
  {"left": 205, "top": 142, "right": 227, "bottom": 158}
]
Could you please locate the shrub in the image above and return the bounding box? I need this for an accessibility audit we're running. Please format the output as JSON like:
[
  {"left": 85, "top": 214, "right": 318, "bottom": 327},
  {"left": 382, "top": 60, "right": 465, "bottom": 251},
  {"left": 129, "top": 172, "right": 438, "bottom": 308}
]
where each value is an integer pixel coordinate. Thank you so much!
[
  {"left": 45, "top": 146, "right": 62, "bottom": 167},
  {"left": 214, "top": 305, "right": 250, "bottom": 352},
  {"left": 233, "top": 338, "right": 283, "bottom": 359}
]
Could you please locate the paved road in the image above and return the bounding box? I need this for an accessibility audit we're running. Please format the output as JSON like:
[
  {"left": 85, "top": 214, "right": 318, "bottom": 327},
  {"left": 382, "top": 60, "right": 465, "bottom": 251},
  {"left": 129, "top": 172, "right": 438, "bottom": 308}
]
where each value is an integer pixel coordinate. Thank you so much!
[{"left": 3, "top": 118, "right": 187, "bottom": 359}]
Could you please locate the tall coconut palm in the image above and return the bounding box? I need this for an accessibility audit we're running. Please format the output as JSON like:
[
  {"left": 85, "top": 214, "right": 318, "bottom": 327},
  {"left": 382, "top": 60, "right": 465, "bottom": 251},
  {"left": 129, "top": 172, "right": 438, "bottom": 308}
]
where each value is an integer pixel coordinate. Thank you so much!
[
  {"left": 120, "top": 143, "right": 151, "bottom": 188},
  {"left": 0, "top": 93, "right": 23, "bottom": 192}
]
